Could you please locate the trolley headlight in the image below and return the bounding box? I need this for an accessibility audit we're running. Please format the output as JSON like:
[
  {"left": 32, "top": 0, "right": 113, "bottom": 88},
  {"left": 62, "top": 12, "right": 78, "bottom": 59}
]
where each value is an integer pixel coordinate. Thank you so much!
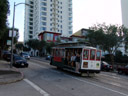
[
  {"left": 83, "top": 62, "right": 88, "bottom": 68},
  {"left": 96, "top": 63, "right": 100, "bottom": 68}
]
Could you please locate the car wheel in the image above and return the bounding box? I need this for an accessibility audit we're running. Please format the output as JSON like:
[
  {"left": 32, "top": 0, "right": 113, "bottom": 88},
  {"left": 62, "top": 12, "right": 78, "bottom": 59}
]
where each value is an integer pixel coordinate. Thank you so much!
[
  {"left": 26, "top": 65, "right": 28, "bottom": 68},
  {"left": 118, "top": 70, "right": 123, "bottom": 74}
]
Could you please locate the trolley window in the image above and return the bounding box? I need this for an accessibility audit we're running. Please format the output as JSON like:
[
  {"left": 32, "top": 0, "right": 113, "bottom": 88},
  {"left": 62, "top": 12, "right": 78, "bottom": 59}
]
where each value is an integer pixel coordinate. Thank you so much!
[
  {"left": 96, "top": 50, "right": 101, "bottom": 60},
  {"left": 60, "top": 49, "right": 64, "bottom": 57},
  {"left": 55, "top": 49, "right": 58, "bottom": 56},
  {"left": 83, "top": 49, "right": 89, "bottom": 60},
  {"left": 90, "top": 49, "right": 96, "bottom": 60}
]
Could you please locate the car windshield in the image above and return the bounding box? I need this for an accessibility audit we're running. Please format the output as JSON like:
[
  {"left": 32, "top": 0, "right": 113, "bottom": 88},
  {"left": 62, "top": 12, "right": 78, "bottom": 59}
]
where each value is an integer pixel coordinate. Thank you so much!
[
  {"left": 3, "top": 51, "right": 10, "bottom": 54},
  {"left": 14, "top": 56, "right": 25, "bottom": 60},
  {"left": 22, "top": 53, "right": 29, "bottom": 55},
  {"left": 125, "top": 65, "right": 128, "bottom": 68},
  {"left": 102, "top": 61, "right": 109, "bottom": 65}
]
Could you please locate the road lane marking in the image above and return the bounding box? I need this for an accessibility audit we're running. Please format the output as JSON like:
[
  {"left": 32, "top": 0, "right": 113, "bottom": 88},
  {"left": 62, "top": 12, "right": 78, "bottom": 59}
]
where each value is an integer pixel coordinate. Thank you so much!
[
  {"left": 30, "top": 59, "right": 49, "bottom": 65},
  {"left": 29, "top": 62, "right": 48, "bottom": 68},
  {"left": 64, "top": 74, "right": 128, "bottom": 96},
  {"left": 24, "top": 79, "right": 50, "bottom": 96},
  {"left": 100, "top": 73, "right": 128, "bottom": 80},
  {"left": 29, "top": 60, "right": 128, "bottom": 96}
]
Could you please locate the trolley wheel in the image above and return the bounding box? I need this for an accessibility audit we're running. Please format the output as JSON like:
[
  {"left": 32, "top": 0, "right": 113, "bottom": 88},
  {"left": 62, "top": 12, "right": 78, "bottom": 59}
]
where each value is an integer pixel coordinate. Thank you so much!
[
  {"left": 81, "top": 73, "right": 88, "bottom": 77},
  {"left": 118, "top": 70, "right": 123, "bottom": 74},
  {"left": 57, "top": 66, "right": 62, "bottom": 70}
]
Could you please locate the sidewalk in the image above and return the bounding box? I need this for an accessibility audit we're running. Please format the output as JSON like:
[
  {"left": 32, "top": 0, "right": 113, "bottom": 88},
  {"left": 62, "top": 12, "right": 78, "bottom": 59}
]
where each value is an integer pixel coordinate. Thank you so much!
[{"left": 0, "top": 60, "right": 24, "bottom": 85}]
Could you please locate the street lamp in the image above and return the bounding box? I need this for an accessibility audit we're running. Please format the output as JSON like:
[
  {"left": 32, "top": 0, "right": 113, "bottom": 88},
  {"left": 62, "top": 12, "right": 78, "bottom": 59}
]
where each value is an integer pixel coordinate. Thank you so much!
[{"left": 10, "top": 2, "right": 30, "bottom": 68}]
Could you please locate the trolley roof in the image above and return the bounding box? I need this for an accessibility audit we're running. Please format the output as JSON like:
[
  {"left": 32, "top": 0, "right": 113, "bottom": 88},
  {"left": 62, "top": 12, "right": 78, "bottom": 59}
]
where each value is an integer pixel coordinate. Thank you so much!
[{"left": 52, "top": 45, "right": 98, "bottom": 50}]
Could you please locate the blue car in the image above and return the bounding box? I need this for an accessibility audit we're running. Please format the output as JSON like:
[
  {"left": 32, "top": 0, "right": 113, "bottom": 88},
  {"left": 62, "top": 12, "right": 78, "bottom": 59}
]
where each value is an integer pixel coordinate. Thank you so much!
[{"left": 13, "top": 55, "right": 29, "bottom": 68}]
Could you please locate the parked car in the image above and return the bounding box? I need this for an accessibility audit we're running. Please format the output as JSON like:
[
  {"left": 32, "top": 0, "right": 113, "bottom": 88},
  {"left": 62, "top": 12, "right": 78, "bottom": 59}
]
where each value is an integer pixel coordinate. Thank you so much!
[
  {"left": 20, "top": 52, "right": 30, "bottom": 60},
  {"left": 5, "top": 53, "right": 11, "bottom": 62},
  {"left": 101, "top": 61, "right": 113, "bottom": 71},
  {"left": 45, "top": 55, "right": 51, "bottom": 60},
  {"left": 13, "top": 55, "right": 29, "bottom": 68},
  {"left": 117, "top": 65, "right": 128, "bottom": 75},
  {"left": 2, "top": 51, "right": 11, "bottom": 61}
]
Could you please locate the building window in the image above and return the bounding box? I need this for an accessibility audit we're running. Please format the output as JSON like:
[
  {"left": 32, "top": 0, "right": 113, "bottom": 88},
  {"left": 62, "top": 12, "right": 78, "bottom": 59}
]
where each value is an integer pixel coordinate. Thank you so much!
[
  {"left": 29, "top": 31, "right": 33, "bottom": 34},
  {"left": 42, "top": 27, "right": 46, "bottom": 30},
  {"left": 29, "top": 35, "right": 33, "bottom": 38},
  {"left": 42, "top": 22, "right": 46, "bottom": 26},
  {"left": 69, "top": 26, "right": 72, "bottom": 30},
  {"left": 61, "top": 25, "right": 62, "bottom": 28},
  {"left": 29, "top": 27, "right": 33, "bottom": 30},
  {"left": 69, "top": 31, "right": 72, "bottom": 34},
  {"left": 69, "top": 22, "right": 72, "bottom": 25},
  {"left": 42, "top": 12, "right": 47, "bottom": 16},
  {"left": 30, "top": 14, "right": 33, "bottom": 17},
  {"left": 30, "top": 6, "right": 33, "bottom": 8},
  {"left": 42, "top": 7, "right": 47, "bottom": 11},
  {"left": 55, "top": 36, "right": 58, "bottom": 41},
  {"left": 30, "top": 10, "right": 33, "bottom": 12},
  {"left": 29, "top": 18, "right": 33, "bottom": 21},
  {"left": 29, "top": 22, "right": 33, "bottom": 25},
  {"left": 69, "top": 4, "right": 72, "bottom": 7},
  {"left": 42, "top": 2, "right": 47, "bottom": 6},
  {"left": 69, "top": 8, "right": 72, "bottom": 11},
  {"left": 42, "top": 17, "right": 46, "bottom": 20},
  {"left": 69, "top": 17, "right": 72, "bottom": 20},
  {"left": 69, "top": 13, "right": 72, "bottom": 16},
  {"left": 47, "top": 33, "right": 53, "bottom": 41},
  {"left": 30, "top": 1, "right": 33, "bottom": 4}
]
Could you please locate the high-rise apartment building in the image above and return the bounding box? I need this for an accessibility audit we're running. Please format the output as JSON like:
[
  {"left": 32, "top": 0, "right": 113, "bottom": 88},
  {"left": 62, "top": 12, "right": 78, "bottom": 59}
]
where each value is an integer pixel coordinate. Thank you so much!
[
  {"left": 24, "top": 0, "right": 73, "bottom": 42},
  {"left": 121, "top": 0, "right": 128, "bottom": 28}
]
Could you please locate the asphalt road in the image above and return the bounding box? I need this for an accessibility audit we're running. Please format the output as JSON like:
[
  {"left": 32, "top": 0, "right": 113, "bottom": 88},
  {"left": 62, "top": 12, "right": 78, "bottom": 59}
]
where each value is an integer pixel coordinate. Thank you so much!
[{"left": 0, "top": 57, "right": 128, "bottom": 96}]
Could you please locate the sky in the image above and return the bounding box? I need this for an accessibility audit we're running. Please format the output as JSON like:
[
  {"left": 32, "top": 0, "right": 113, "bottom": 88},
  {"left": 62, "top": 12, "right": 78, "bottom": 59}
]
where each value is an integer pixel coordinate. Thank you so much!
[{"left": 8, "top": 0, "right": 122, "bottom": 41}]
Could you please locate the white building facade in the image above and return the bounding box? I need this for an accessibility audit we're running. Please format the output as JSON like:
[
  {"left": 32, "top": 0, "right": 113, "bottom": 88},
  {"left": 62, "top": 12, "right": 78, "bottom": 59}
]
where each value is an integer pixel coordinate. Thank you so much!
[
  {"left": 24, "top": 0, "right": 73, "bottom": 42},
  {"left": 121, "top": 0, "right": 128, "bottom": 28}
]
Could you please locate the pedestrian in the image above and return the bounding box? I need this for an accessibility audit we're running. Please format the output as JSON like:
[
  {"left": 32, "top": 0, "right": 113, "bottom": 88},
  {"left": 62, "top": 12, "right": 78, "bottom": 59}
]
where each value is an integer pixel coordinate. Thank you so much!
[
  {"left": 75, "top": 53, "right": 80, "bottom": 72},
  {"left": 71, "top": 53, "right": 76, "bottom": 67}
]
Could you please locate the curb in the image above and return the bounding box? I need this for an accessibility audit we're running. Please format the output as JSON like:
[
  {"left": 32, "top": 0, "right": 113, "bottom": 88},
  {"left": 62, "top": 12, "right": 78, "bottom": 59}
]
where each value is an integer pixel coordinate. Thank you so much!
[{"left": 0, "top": 68, "right": 24, "bottom": 85}]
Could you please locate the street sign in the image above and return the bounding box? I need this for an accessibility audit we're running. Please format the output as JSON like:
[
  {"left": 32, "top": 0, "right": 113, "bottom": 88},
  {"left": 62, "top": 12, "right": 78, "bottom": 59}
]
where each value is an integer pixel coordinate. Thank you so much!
[
  {"left": 9, "top": 30, "right": 17, "bottom": 37},
  {"left": 7, "top": 40, "right": 11, "bottom": 45}
]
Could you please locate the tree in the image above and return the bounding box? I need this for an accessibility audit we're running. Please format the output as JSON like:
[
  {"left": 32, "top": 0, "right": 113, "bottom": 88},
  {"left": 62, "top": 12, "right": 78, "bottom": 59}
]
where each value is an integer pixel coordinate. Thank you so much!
[
  {"left": 0, "top": 28, "right": 19, "bottom": 50},
  {"left": 26, "top": 39, "right": 37, "bottom": 50},
  {"left": 23, "top": 46, "right": 31, "bottom": 52},
  {"left": 0, "top": 29, "right": 9, "bottom": 50},
  {"left": 46, "top": 42, "right": 55, "bottom": 55},
  {"left": 15, "top": 43, "right": 24, "bottom": 51},
  {"left": 87, "top": 23, "right": 128, "bottom": 69},
  {"left": 36, "top": 40, "right": 46, "bottom": 56},
  {"left": 26, "top": 39, "right": 46, "bottom": 56},
  {"left": 0, "top": 0, "right": 9, "bottom": 39},
  {"left": 0, "top": 0, "right": 9, "bottom": 51}
]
